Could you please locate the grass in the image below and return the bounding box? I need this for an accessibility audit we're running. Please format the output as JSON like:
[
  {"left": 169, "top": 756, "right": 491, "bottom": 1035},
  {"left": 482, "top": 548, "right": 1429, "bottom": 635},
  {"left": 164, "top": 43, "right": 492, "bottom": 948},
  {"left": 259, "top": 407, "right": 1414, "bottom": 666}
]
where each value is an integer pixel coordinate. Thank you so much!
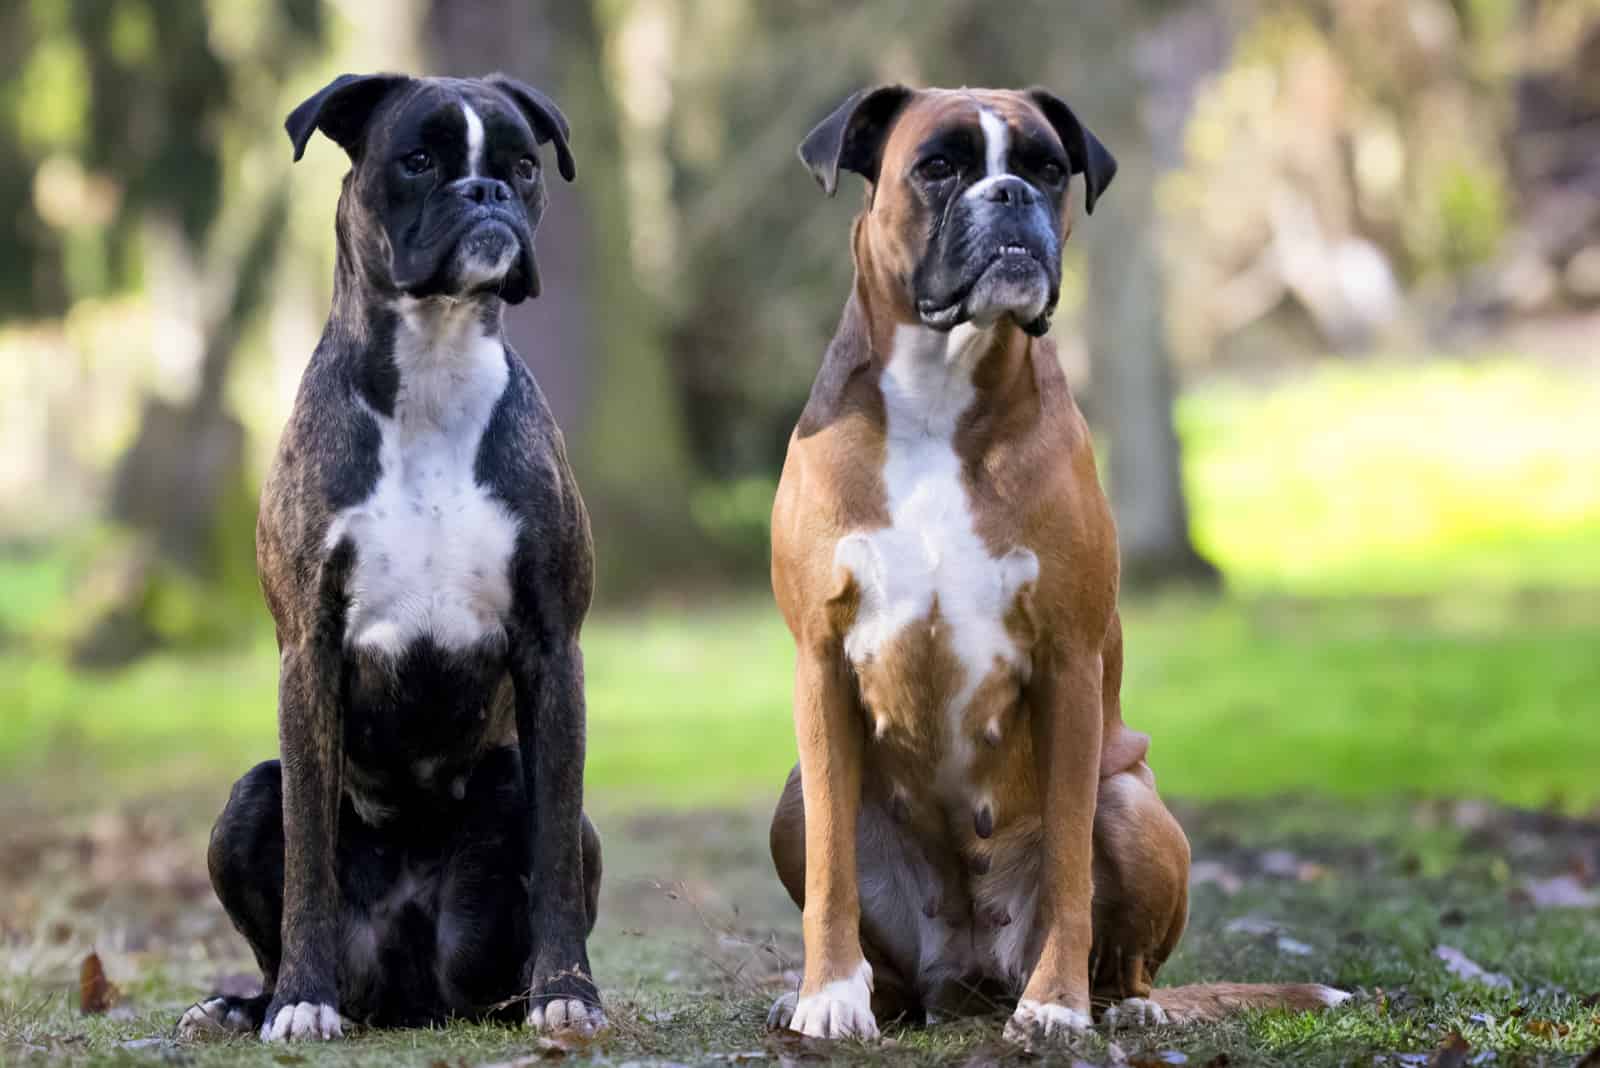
[{"left": 2, "top": 354, "right": 1599, "bottom": 1064}]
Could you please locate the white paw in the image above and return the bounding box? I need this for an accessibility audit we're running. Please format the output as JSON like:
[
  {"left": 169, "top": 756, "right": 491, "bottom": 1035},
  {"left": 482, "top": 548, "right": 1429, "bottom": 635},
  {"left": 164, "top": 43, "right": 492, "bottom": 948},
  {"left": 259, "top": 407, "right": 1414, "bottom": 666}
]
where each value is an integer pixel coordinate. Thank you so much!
[
  {"left": 1004, "top": 998, "right": 1093, "bottom": 1043},
  {"left": 788, "top": 960, "right": 877, "bottom": 1040},
  {"left": 527, "top": 998, "right": 606, "bottom": 1036},
  {"left": 1101, "top": 996, "right": 1168, "bottom": 1028},
  {"left": 177, "top": 998, "right": 253, "bottom": 1038},
  {"left": 261, "top": 1002, "right": 343, "bottom": 1042}
]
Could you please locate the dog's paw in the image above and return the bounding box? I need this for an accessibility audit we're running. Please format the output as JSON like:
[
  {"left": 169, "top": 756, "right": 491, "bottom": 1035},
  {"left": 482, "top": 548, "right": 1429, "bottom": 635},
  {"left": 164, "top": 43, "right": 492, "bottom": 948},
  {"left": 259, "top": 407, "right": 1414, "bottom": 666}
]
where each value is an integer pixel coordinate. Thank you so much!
[
  {"left": 527, "top": 998, "right": 606, "bottom": 1036},
  {"left": 1004, "top": 998, "right": 1093, "bottom": 1044},
  {"left": 177, "top": 996, "right": 262, "bottom": 1039},
  {"left": 1101, "top": 996, "right": 1168, "bottom": 1029},
  {"left": 766, "top": 991, "right": 798, "bottom": 1031},
  {"left": 260, "top": 1001, "right": 344, "bottom": 1042},
  {"left": 526, "top": 966, "right": 606, "bottom": 1037},
  {"left": 787, "top": 960, "right": 878, "bottom": 1040}
]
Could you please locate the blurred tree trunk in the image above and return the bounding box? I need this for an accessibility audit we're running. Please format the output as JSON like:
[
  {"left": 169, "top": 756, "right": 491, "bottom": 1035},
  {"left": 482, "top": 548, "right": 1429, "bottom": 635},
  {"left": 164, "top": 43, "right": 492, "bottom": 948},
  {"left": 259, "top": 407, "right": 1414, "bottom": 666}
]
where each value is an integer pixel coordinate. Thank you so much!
[
  {"left": 427, "top": 0, "right": 697, "bottom": 601},
  {"left": 1059, "top": 3, "right": 1222, "bottom": 590}
]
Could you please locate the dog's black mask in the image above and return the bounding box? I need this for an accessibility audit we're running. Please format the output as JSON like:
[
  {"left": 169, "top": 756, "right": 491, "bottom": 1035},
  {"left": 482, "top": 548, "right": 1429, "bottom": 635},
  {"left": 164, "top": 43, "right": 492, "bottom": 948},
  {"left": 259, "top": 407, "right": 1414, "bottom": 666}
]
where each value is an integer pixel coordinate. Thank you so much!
[{"left": 286, "top": 73, "right": 576, "bottom": 304}]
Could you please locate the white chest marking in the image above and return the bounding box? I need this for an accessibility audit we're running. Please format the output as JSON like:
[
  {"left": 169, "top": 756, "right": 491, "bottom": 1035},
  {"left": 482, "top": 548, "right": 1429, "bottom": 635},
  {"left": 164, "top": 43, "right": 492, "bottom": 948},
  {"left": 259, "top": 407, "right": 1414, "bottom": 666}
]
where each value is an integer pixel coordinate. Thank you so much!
[
  {"left": 462, "top": 102, "right": 485, "bottom": 177},
  {"left": 326, "top": 299, "right": 519, "bottom": 656},
  {"left": 837, "top": 324, "right": 1037, "bottom": 779}
]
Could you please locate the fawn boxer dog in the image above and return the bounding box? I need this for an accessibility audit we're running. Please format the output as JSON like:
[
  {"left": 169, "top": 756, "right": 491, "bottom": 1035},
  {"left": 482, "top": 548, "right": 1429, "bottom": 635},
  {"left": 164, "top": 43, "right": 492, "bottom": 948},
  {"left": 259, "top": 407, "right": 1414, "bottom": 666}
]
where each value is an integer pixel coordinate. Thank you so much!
[
  {"left": 178, "top": 73, "right": 603, "bottom": 1042},
  {"left": 765, "top": 86, "right": 1349, "bottom": 1043}
]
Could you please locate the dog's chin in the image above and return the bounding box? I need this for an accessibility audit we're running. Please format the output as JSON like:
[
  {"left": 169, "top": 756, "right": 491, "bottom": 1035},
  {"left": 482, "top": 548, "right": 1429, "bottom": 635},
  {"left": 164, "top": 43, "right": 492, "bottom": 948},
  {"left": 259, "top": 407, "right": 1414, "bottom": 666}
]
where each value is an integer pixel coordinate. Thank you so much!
[
  {"left": 396, "top": 221, "right": 539, "bottom": 303},
  {"left": 918, "top": 254, "right": 1055, "bottom": 337}
]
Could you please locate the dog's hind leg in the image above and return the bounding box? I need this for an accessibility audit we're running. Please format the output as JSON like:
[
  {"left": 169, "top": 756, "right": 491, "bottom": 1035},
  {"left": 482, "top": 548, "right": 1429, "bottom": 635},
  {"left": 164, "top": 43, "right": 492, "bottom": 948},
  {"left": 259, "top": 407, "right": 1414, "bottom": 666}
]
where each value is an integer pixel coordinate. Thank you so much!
[
  {"left": 432, "top": 747, "right": 603, "bottom": 1024},
  {"left": 1089, "top": 765, "right": 1190, "bottom": 1026},
  {"left": 179, "top": 760, "right": 287, "bottom": 1037}
]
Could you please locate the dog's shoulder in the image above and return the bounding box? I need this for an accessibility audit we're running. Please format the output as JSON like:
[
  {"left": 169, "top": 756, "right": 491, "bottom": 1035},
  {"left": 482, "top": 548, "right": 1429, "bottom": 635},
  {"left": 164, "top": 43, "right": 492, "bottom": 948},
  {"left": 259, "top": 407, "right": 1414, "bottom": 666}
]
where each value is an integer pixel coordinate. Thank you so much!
[{"left": 481, "top": 346, "right": 594, "bottom": 630}]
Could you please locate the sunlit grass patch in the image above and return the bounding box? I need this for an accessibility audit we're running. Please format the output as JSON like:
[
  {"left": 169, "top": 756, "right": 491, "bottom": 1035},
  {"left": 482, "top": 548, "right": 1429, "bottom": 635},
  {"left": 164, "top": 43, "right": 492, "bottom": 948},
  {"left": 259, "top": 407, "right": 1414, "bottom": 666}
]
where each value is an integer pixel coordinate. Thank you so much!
[{"left": 1183, "top": 358, "right": 1600, "bottom": 594}]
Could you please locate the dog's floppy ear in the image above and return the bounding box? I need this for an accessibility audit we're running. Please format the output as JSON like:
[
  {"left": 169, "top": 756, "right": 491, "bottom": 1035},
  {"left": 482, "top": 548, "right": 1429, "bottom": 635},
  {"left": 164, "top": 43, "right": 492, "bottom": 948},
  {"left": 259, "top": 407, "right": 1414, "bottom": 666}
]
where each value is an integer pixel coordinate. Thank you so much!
[
  {"left": 799, "top": 85, "right": 915, "bottom": 197},
  {"left": 486, "top": 75, "right": 576, "bottom": 182},
  {"left": 1026, "top": 88, "right": 1117, "bottom": 214},
  {"left": 286, "top": 73, "right": 410, "bottom": 162}
]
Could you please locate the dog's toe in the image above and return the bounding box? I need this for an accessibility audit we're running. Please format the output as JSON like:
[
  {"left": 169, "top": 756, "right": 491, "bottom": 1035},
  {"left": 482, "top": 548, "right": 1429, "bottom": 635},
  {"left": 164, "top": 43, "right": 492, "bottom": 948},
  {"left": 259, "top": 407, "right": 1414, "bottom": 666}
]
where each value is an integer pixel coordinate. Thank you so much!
[
  {"left": 261, "top": 1001, "right": 343, "bottom": 1042},
  {"left": 1004, "top": 999, "right": 1093, "bottom": 1044},
  {"left": 1102, "top": 996, "right": 1168, "bottom": 1029},
  {"left": 528, "top": 998, "right": 605, "bottom": 1036},
  {"left": 766, "top": 991, "right": 797, "bottom": 1031},
  {"left": 178, "top": 995, "right": 262, "bottom": 1039}
]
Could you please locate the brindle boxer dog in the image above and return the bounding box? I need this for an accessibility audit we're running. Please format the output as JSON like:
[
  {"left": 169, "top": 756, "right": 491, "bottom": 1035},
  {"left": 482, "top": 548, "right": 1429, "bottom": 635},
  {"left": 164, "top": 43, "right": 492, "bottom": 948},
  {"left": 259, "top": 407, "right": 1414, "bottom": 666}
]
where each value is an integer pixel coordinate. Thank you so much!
[
  {"left": 765, "top": 86, "right": 1349, "bottom": 1043},
  {"left": 178, "top": 73, "right": 603, "bottom": 1043}
]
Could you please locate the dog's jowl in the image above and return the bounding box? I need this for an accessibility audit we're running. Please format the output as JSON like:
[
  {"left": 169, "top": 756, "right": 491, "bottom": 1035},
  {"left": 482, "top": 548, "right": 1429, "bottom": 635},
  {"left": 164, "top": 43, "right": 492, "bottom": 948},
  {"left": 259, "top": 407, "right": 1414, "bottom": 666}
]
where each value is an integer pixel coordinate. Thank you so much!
[
  {"left": 765, "top": 86, "right": 1348, "bottom": 1044},
  {"left": 178, "top": 73, "right": 603, "bottom": 1043}
]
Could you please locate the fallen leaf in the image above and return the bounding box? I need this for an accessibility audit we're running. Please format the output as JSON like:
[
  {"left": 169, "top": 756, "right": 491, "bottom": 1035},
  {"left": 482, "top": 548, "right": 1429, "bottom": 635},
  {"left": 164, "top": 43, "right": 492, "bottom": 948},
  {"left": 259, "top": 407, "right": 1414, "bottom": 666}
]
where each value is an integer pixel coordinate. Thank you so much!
[
  {"left": 1276, "top": 936, "right": 1314, "bottom": 956},
  {"left": 1190, "top": 861, "right": 1243, "bottom": 896},
  {"left": 1520, "top": 874, "right": 1600, "bottom": 909},
  {"left": 1129, "top": 1052, "right": 1189, "bottom": 1066},
  {"left": 1435, "top": 945, "right": 1512, "bottom": 989},
  {"left": 1428, "top": 1031, "right": 1470, "bottom": 1068},
  {"left": 1523, "top": 1018, "right": 1570, "bottom": 1039},
  {"left": 78, "top": 952, "right": 120, "bottom": 1014},
  {"left": 476, "top": 1034, "right": 600, "bottom": 1067}
]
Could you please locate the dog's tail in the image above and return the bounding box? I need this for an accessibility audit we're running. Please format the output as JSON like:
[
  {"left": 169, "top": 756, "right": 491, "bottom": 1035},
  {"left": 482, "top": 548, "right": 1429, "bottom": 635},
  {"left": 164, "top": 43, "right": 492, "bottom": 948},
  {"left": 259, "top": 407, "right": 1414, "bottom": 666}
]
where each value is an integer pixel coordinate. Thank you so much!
[{"left": 1146, "top": 982, "right": 1351, "bottom": 1024}]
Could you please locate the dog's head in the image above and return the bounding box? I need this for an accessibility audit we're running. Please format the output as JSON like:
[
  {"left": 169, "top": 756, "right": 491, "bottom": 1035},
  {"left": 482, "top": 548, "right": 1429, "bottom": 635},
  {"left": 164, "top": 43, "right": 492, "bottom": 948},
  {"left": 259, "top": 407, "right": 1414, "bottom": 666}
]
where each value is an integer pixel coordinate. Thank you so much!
[
  {"left": 800, "top": 86, "right": 1115, "bottom": 336},
  {"left": 287, "top": 73, "right": 575, "bottom": 304}
]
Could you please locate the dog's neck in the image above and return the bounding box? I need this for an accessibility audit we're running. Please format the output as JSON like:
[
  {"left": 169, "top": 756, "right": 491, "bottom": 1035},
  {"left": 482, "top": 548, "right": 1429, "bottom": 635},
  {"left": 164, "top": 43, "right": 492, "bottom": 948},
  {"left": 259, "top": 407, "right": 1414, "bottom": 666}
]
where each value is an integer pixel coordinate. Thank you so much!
[{"left": 845, "top": 273, "right": 1037, "bottom": 436}]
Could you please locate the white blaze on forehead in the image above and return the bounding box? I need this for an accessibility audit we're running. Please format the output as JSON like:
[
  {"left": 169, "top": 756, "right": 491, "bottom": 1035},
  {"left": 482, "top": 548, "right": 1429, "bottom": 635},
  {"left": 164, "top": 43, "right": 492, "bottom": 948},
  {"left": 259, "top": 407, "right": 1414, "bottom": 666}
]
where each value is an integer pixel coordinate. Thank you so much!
[
  {"left": 462, "top": 101, "right": 485, "bottom": 177},
  {"left": 979, "top": 107, "right": 1010, "bottom": 177},
  {"left": 838, "top": 323, "right": 1038, "bottom": 779},
  {"left": 965, "top": 106, "right": 1015, "bottom": 203}
]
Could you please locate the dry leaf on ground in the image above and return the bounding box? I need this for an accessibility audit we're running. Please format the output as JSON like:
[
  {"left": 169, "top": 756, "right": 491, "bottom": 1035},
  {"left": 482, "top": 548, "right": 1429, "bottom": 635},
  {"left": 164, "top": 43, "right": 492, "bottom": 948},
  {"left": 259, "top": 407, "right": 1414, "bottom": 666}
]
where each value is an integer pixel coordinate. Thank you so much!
[
  {"left": 1435, "top": 945, "right": 1512, "bottom": 989},
  {"left": 78, "top": 952, "right": 119, "bottom": 1014}
]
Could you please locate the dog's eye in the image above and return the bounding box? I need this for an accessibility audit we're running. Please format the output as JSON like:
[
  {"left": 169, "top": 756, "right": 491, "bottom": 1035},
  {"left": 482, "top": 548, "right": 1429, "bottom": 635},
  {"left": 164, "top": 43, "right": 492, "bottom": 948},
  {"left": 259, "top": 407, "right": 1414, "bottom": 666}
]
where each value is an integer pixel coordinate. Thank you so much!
[
  {"left": 401, "top": 150, "right": 433, "bottom": 176},
  {"left": 515, "top": 156, "right": 537, "bottom": 181},
  {"left": 916, "top": 156, "right": 954, "bottom": 182},
  {"left": 1038, "top": 161, "right": 1065, "bottom": 186}
]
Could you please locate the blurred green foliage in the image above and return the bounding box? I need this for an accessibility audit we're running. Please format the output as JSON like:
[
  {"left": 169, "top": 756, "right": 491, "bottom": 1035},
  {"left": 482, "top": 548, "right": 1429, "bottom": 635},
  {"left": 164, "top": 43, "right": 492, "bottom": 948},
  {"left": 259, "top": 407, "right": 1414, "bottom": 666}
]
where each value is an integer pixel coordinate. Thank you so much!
[
  {"left": 0, "top": 0, "right": 323, "bottom": 317},
  {"left": 5, "top": 358, "right": 1598, "bottom": 809}
]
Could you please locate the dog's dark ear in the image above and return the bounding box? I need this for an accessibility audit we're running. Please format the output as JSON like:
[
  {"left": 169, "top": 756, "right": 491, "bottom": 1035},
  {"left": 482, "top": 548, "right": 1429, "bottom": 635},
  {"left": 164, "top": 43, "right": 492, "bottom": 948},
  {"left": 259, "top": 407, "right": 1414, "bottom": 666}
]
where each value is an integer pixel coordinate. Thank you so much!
[
  {"left": 799, "top": 85, "right": 915, "bottom": 197},
  {"left": 486, "top": 75, "right": 576, "bottom": 182},
  {"left": 286, "top": 73, "right": 410, "bottom": 162},
  {"left": 1026, "top": 88, "right": 1117, "bottom": 214}
]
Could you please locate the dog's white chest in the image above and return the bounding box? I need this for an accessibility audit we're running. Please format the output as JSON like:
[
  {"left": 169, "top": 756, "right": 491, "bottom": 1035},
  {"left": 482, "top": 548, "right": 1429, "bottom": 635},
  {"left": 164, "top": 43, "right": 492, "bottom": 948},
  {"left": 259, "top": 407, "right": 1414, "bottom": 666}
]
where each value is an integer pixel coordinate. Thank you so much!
[
  {"left": 328, "top": 313, "right": 519, "bottom": 656},
  {"left": 839, "top": 326, "right": 1037, "bottom": 780}
]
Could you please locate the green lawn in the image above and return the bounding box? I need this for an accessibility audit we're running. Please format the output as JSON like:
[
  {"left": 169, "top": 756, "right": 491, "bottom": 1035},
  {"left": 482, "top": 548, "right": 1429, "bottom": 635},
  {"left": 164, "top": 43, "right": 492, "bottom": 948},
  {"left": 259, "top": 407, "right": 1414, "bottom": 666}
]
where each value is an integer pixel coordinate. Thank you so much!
[
  {"left": 3, "top": 356, "right": 1600, "bottom": 1066},
  {"left": 3, "top": 356, "right": 1600, "bottom": 811}
]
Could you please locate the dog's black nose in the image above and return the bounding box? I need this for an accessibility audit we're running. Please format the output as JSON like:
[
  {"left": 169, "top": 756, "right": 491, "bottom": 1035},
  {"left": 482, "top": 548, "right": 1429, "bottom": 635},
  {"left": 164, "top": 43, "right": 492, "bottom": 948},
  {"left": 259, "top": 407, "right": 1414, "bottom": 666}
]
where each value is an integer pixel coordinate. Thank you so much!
[
  {"left": 982, "top": 176, "right": 1037, "bottom": 208},
  {"left": 455, "top": 177, "right": 512, "bottom": 204}
]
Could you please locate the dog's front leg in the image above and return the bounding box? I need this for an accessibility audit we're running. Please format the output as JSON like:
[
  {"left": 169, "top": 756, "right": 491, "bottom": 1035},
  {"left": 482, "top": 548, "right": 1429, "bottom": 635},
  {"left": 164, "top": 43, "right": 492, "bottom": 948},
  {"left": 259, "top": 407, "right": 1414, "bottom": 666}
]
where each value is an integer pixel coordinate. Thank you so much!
[
  {"left": 788, "top": 643, "right": 876, "bottom": 1039},
  {"left": 513, "top": 629, "right": 603, "bottom": 1035},
  {"left": 261, "top": 548, "right": 351, "bottom": 1042},
  {"left": 1005, "top": 646, "right": 1104, "bottom": 1044}
]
